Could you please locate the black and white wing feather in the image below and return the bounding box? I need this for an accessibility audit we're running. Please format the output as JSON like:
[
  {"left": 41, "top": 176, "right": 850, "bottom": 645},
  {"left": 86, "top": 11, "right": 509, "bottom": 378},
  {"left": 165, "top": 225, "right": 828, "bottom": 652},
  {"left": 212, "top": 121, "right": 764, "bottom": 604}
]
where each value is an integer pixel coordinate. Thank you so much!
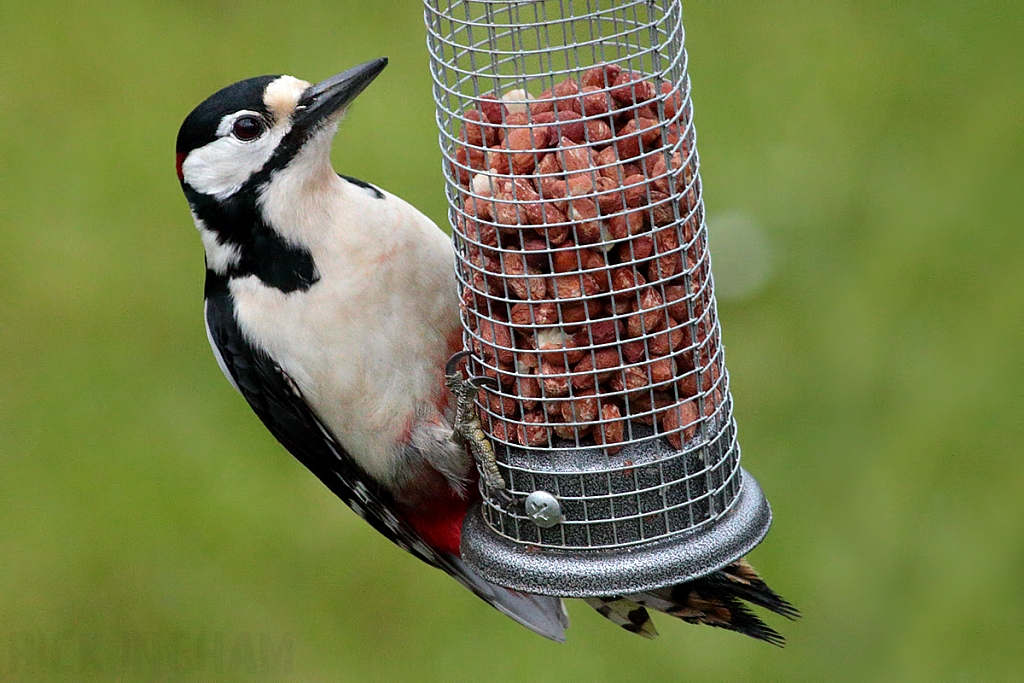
[
  {"left": 202, "top": 279, "right": 568, "bottom": 641},
  {"left": 204, "top": 279, "right": 442, "bottom": 564}
]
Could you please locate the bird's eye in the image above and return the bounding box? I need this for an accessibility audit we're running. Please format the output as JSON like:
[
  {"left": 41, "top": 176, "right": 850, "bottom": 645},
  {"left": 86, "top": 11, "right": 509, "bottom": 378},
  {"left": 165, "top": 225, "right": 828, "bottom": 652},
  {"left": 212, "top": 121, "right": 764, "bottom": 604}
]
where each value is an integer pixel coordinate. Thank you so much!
[{"left": 232, "top": 116, "right": 265, "bottom": 141}]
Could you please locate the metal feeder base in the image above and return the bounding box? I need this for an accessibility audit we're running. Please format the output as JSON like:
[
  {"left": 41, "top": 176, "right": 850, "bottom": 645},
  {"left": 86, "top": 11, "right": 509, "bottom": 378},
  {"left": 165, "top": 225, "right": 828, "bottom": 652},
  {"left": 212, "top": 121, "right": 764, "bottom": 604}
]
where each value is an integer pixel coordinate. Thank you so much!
[{"left": 461, "top": 468, "right": 771, "bottom": 598}]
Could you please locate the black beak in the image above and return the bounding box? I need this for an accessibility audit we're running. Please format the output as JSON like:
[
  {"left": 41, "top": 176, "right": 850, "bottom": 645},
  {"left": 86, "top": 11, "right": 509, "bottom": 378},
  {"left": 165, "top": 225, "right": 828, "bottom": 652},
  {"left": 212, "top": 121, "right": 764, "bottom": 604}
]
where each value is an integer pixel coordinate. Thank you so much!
[{"left": 293, "top": 57, "right": 388, "bottom": 130}]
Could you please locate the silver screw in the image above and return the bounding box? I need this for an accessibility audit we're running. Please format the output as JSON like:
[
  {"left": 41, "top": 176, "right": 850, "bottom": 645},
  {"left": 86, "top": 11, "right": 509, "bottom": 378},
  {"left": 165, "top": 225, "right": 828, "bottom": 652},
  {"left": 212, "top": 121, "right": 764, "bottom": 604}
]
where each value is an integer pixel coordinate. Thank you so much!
[{"left": 524, "top": 491, "right": 563, "bottom": 528}]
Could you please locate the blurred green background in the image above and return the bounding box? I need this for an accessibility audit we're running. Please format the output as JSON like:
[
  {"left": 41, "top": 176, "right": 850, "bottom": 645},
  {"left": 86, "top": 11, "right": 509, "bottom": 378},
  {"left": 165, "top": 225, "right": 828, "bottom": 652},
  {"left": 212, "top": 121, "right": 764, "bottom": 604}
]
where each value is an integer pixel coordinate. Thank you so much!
[{"left": 2, "top": 0, "right": 1022, "bottom": 681}]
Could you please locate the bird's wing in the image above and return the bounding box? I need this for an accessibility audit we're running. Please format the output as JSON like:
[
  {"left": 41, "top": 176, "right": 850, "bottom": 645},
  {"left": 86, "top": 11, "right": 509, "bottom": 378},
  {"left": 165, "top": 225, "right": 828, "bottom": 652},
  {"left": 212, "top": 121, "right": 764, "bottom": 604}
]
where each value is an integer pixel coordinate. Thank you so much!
[
  {"left": 204, "top": 286, "right": 441, "bottom": 565},
  {"left": 203, "top": 284, "right": 568, "bottom": 642}
]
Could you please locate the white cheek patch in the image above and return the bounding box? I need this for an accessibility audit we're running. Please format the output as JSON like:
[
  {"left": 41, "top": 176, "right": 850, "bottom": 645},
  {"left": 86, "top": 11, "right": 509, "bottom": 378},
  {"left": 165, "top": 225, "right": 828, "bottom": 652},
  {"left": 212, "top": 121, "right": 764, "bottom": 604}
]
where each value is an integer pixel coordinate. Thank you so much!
[{"left": 181, "top": 110, "right": 290, "bottom": 200}]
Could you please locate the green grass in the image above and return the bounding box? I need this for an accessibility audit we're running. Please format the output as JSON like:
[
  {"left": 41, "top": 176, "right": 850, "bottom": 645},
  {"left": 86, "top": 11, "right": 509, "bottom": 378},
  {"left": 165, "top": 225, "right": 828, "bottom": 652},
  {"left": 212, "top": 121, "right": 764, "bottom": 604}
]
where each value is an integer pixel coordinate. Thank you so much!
[{"left": 1, "top": 1, "right": 1022, "bottom": 680}]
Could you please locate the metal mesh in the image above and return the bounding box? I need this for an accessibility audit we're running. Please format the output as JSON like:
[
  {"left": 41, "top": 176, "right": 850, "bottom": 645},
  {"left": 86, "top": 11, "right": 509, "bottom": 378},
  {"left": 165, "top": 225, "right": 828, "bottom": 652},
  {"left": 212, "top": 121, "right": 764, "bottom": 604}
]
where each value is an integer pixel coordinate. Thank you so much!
[{"left": 424, "top": 0, "right": 741, "bottom": 550}]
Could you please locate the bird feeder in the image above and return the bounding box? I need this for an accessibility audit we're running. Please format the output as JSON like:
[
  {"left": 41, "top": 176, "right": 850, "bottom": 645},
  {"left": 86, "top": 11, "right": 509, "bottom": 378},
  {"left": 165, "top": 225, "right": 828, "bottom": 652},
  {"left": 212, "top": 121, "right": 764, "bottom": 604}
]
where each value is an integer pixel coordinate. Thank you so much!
[{"left": 424, "top": 0, "right": 772, "bottom": 596}]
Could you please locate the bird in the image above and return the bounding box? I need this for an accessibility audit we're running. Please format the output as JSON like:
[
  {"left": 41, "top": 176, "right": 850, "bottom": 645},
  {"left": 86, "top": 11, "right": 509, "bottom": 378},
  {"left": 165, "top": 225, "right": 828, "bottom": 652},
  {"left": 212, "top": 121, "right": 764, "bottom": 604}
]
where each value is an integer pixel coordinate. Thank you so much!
[{"left": 174, "top": 57, "right": 798, "bottom": 644}]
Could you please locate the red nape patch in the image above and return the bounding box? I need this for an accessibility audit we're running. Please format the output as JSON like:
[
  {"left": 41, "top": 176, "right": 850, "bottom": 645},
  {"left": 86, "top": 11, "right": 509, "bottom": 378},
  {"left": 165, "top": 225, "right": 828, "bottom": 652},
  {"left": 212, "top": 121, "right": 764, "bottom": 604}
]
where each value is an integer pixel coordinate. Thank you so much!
[
  {"left": 175, "top": 151, "right": 187, "bottom": 182},
  {"left": 405, "top": 492, "right": 472, "bottom": 557}
]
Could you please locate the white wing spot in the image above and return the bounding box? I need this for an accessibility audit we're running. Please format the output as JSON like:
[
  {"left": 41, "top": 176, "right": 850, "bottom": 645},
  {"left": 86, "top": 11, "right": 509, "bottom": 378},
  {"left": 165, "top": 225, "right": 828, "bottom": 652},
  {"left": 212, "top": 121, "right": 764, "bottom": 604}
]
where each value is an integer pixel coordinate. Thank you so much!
[{"left": 352, "top": 481, "right": 372, "bottom": 504}]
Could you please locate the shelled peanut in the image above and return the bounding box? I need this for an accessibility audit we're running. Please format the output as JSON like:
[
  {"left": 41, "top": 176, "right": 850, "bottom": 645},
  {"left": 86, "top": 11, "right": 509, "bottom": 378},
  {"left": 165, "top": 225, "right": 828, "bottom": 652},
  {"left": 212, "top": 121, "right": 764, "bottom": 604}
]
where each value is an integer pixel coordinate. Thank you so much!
[{"left": 453, "top": 64, "right": 723, "bottom": 454}]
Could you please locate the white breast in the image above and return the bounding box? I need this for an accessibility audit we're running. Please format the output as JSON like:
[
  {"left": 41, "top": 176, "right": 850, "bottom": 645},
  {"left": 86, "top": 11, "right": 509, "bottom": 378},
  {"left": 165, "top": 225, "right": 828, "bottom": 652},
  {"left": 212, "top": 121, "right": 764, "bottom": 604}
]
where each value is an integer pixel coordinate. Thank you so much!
[{"left": 228, "top": 174, "right": 460, "bottom": 484}]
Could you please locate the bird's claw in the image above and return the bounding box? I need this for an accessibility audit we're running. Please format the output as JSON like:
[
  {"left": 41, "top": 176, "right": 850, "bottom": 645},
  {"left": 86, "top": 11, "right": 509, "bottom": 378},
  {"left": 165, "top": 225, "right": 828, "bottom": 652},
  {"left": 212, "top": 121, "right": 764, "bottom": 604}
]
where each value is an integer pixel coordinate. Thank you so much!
[
  {"left": 444, "top": 351, "right": 508, "bottom": 493},
  {"left": 466, "top": 376, "right": 499, "bottom": 391},
  {"left": 491, "top": 487, "right": 516, "bottom": 509},
  {"left": 444, "top": 349, "right": 473, "bottom": 378}
]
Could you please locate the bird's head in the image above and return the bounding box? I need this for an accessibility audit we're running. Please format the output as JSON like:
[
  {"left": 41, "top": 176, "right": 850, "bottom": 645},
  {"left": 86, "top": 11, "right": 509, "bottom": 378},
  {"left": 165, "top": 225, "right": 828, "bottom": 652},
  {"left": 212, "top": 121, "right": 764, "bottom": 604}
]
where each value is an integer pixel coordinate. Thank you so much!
[{"left": 175, "top": 57, "right": 388, "bottom": 203}]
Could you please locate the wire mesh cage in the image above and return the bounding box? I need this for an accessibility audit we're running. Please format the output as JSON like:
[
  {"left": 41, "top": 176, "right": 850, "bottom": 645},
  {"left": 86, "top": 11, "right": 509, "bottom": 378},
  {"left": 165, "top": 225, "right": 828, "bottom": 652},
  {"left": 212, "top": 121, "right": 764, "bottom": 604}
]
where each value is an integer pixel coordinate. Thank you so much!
[{"left": 424, "top": 0, "right": 772, "bottom": 596}]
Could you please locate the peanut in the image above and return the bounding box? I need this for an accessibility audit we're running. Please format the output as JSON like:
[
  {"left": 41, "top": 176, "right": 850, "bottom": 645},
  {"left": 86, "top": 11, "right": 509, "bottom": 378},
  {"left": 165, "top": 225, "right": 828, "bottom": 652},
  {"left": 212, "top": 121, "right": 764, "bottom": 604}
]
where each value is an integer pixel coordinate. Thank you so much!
[
  {"left": 515, "top": 373, "right": 542, "bottom": 411},
  {"left": 594, "top": 403, "right": 625, "bottom": 454},
  {"left": 510, "top": 301, "right": 559, "bottom": 327},
  {"left": 571, "top": 348, "right": 620, "bottom": 391},
  {"left": 572, "top": 320, "right": 623, "bottom": 346},
  {"left": 453, "top": 71, "right": 718, "bottom": 453},
  {"left": 661, "top": 400, "right": 699, "bottom": 450},
  {"left": 560, "top": 390, "right": 599, "bottom": 424},
  {"left": 580, "top": 86, "right": 611, "bottom": 117},
  {"left": 476, "top": 94, "right": 506, "bottom": 124},
  {"left": 581, "top": 64, "right": 622, "bottom": 89},
  {"left": 517, "top": 409, "right": 551, "bottom": 447},
  {"left": 539, "top": 359, "right": 570, "bottom": 397},
  {"left": 461, "top": 109, "right": 500, "bottom": 147},
  {"left": 609, "top": 365, "right": 648, "bottom": 394},
  {"left": 610, "top": 71, "right": 656, "bottom": 105}
]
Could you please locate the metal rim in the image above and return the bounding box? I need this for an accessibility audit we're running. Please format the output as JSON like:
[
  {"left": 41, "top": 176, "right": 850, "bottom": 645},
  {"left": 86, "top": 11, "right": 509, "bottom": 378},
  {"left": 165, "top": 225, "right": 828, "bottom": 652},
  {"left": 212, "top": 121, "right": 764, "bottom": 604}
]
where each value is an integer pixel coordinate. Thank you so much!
[{"left": 460, "top": 468, "right": 772, "bottom": 597}]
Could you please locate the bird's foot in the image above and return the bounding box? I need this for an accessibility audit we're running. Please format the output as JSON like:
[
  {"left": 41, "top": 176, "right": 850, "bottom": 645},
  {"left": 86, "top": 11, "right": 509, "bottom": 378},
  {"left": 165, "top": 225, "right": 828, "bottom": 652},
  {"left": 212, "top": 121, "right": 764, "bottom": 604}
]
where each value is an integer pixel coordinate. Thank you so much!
[{"left": 445, "top": 351, "right": 508, "bottom": 494}]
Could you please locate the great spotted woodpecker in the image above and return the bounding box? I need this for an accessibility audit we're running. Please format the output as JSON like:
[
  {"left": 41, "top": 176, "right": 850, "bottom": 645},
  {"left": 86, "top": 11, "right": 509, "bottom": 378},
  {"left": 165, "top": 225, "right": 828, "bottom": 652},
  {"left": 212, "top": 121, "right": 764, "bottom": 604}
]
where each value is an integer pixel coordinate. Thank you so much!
[{"left": 175, "top": 58, "right": 797, "bottom": 643}]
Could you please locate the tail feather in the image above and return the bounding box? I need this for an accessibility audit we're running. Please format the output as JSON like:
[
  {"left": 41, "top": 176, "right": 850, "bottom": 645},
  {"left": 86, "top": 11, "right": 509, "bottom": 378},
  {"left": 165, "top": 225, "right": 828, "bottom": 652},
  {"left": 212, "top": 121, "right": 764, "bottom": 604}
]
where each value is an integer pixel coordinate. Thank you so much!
[
  {"left": 582, "top": 597, "right": 658, "bottom": 639},
  {"left": 444, "top": 551, "right": 794, "bottom": 645},
  {"left": 632, "top": 585, "right": 787, "bottom": 646},
  {"left": 715, "top": 557, "right": 801, "bottom": 620},
  {"left": 588, "top": 558, "right": 798, "bottom": 646}
]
